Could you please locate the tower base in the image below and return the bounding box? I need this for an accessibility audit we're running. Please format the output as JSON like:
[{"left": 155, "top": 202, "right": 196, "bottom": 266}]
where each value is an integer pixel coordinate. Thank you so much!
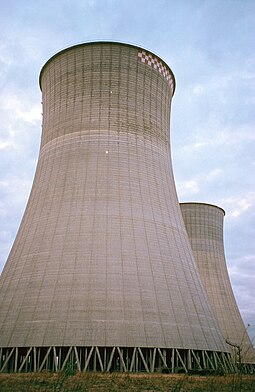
[{"left": 0, "top": 346, "right": 245, "bottom": 374}]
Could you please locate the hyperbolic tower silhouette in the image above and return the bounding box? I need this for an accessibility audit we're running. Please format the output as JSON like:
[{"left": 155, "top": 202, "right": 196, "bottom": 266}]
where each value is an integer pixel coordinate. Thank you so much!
[
  {"left": 180, "top": 202, "right": 255, "bottom": 370},
  {"left": 0, "top": 42, "right": 232, "bottom": 373}
]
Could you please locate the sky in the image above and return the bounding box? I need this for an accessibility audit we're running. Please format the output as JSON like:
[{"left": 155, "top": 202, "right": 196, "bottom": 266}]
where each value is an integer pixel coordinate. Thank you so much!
[{"left": 0, "top": 0, "right": 254, "bottom": 343}]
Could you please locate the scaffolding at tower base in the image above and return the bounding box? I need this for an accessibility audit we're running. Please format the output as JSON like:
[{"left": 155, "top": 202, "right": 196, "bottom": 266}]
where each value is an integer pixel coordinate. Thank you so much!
[{"left": 1, "top": 346, "right": 252, "bottom": 374}]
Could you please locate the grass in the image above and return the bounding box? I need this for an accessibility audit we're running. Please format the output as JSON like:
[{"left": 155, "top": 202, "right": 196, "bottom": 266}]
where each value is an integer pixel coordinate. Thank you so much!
[{"left": 0, "top": 372, "right": 255, "bottom": 391}]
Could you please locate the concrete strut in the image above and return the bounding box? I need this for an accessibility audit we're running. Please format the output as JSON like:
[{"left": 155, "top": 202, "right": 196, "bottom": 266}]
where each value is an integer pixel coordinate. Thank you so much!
[{"left": 0, "top": 346, "right": 240, "bottom": 374}]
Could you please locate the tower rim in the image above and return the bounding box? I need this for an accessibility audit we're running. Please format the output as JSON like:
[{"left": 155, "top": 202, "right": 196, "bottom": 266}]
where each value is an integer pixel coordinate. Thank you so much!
[
  {"left": 39, "top": 40, "right": 176, "bottom": 94},
  {"left": 180, "top": 201, "right": 225, "bottom": 216}
]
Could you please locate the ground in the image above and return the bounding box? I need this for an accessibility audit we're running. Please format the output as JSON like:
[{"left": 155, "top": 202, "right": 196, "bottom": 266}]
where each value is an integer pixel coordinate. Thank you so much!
[{"left": 0, "top": 372, "right": 255, "bottom": 391}]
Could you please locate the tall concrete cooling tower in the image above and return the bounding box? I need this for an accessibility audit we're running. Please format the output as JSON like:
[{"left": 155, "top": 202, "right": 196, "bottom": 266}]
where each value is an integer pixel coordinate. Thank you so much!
[
  {"left": 180, "top": 202, "right": 255, "bottom": 372},
  {"left": 0, "top": 42, "right": 232, "bottom": 373}
]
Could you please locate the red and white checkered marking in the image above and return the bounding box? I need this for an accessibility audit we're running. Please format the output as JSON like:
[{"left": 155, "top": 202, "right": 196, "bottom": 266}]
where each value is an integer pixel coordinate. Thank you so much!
[{"left": 138, "top": 50, "right": 174, "bottom": 92}]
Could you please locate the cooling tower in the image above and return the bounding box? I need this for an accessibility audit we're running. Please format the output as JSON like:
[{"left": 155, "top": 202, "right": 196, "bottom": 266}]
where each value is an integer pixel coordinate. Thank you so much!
[
  {"left": 180, "top": 202, "right": 255, "bottom": 371},
  {"left": 0, "top": 42, "right": 232, "bottom": 373}
]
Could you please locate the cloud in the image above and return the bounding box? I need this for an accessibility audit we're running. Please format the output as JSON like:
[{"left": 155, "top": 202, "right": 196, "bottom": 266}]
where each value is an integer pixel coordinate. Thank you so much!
[
  {"left": 193, "top": 85, "right": 204, "bottom": 95},
  {"left": 1, "top": 92, "right": 41, "bottom": 125},
  {"left": 179, "top": 126, "right": 255, "bottom": 154},
  {"left": 221, "top": 194, "right": 255, "bottom": 219},
  {"left": 177, "top": 180, "right": 200, "bottom": 198},
  {"left": 207, "top": 168, "right": 223, "bottom": 180},
  {"left": 176, "top": 168, "right": 223, "bottom": 199},
  {"left": 0, "top": 139, "right": 13, "bottom": 150}
]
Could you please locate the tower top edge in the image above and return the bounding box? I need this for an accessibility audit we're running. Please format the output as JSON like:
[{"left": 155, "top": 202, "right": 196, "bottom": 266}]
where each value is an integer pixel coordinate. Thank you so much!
[
  {"left": 39, "top": 40, "right": 176, "bottom": 94},
  {"left": 180, "top": 202, "right": 226, "bottom": 216}
]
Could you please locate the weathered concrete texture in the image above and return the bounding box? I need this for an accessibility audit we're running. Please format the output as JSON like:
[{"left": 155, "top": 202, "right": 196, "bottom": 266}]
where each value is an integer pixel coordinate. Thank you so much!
[
  {"left": 0, "top": 43, "right": 228, "bottom": 353},
  {"left": 180, "top": 202, "right": 255, "bottom": 364}
]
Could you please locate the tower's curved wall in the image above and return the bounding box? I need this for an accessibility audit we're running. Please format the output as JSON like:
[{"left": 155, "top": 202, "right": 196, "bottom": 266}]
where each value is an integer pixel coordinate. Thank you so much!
[
  {"left": 0, "top": 43, "right": 227, "bottom": 355},
  {"left": 180, "top": 202, "right": 255, "bottom": 364}
]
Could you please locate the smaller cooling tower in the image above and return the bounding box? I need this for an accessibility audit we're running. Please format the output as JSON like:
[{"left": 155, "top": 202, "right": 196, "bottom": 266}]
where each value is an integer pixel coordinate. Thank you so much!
[{"left": 180, "top": 202, "right": 255, "bottom": 371}]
